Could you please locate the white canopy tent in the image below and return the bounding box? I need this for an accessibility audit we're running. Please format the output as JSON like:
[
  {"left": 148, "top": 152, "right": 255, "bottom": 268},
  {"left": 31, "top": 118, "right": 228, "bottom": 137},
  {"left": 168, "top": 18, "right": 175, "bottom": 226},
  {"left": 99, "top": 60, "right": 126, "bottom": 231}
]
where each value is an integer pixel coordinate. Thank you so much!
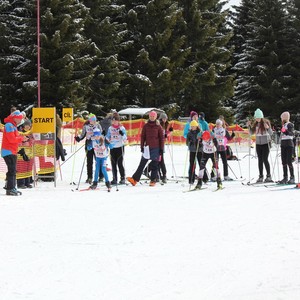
[{"left": 118, "top": 107, "right": 165, "bottom": 118}]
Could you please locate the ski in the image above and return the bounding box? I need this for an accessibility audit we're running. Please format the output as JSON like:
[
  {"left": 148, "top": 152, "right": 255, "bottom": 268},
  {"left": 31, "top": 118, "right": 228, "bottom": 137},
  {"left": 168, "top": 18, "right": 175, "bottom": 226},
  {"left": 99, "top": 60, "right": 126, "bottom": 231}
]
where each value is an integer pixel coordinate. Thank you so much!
[
  {"left": 264, "top": 183, "right": 295, "bottom": 188},
  {"left": 213, "top": 186, "right": 225, "bottom": 192},
  {"left": 78, "top": 187, "right": 100, "bottom": 192},
  {"left": 183, "top": 187, "right": 208, "bottom": 193}
]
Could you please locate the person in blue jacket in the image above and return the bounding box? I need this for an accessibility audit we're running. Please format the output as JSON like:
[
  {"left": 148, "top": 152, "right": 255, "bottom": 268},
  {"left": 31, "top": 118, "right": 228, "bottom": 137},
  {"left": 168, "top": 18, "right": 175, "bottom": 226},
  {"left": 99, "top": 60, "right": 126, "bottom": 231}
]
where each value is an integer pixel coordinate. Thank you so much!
[
  {"left": 198, "top": 112, "right": 209, "bottom": 131},
  {"left": 183, "top": 111, "right": 202, "bottom": 139}
]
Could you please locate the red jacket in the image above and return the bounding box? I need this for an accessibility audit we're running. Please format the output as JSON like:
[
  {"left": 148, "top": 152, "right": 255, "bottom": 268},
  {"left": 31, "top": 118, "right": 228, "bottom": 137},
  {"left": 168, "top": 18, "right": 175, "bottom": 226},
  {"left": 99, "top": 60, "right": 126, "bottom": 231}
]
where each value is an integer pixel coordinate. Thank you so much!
[
  {"left": 141, "top": 120, "right": 164, "bottom": 150},
  {"left": 1, "top": 115, "right": 23, "bottom": 157}
]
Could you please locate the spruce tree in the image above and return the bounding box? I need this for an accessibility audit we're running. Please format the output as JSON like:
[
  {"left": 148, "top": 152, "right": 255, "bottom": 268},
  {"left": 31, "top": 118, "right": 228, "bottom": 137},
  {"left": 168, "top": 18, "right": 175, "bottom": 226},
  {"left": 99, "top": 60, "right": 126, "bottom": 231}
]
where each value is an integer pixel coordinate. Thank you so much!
[
  {"left": 39, "top": 0, "right": 95, "bottom": 111},
  {"left": 177, "top": 0, "right": 234, "bottom": 120},
  {"left": 82, "top": 0, "right": 126, "bottom": 115},
  {"left": 116, "top": 0, "right": 190, "bottom": 108}
]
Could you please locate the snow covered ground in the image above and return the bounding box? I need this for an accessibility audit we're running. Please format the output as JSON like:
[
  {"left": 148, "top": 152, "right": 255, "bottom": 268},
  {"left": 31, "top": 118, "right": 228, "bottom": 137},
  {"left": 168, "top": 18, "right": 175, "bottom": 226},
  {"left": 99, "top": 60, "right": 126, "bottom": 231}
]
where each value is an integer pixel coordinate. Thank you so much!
[{"left": 0, "top": 143, "right": 300, "bottom": 300}]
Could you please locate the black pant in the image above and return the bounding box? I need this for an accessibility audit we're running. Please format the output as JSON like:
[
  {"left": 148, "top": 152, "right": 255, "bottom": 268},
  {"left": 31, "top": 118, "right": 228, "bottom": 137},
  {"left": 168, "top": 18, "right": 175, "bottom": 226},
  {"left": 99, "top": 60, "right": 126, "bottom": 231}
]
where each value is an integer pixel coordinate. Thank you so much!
[
  {"left": 147, "top": 152, "right": 167, "bottom": 178},
  {"left": 189, "top": 151, "right": 209, "bottom": 182},
  {"left": 4, "top": 155, "right": 17, "bottom": 190},
  {"left": 281, "top": 145, "right": 294, "bottom": 177},
  {"left": 199, "top": 152, "right": 219, "bottom": 179},
  {"left": 216, "top": 151, "right": 228, "bottom": 177},
  {"left": 256, "top": 144, "right": 271, "bottom": 176},
  {"left": 110, "top": 146, "right": 125, "bottom": 181}
]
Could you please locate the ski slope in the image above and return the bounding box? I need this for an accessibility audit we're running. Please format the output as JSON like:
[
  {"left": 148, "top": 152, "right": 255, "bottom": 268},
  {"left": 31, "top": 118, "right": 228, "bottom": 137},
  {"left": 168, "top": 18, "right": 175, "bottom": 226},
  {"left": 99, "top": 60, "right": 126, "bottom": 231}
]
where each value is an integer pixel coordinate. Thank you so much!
[{"left": 0, "top": 143, "right": 299, "bottom": 300}]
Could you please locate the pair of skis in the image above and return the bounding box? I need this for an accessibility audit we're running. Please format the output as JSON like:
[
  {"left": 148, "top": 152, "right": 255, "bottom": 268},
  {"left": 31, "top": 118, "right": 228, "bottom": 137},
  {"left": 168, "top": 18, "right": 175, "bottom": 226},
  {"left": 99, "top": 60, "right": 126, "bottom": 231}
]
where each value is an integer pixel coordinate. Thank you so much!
[{"left": 183, "top": 186, "right": 225, "bottom": 193}]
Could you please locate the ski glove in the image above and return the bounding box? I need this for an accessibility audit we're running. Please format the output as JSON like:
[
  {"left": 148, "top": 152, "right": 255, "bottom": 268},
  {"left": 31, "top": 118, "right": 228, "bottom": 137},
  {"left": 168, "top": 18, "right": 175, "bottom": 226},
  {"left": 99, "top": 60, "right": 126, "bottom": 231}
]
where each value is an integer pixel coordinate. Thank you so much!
[
  {"left": 231, "top": 131, "right": 235, "bottom": 138},
  {"left": 159, "top": 149, "right": 164, "bottom": 155},
  {"left": 102, "top": 130, "right": 106, "bottom": 136},
  {"left": 75, "top": 136, "right": 81, "bottom": 142},
  {"left": 141, "top": 147, "right": 144, "bottom": 153},
  {"left": 169, "top": 127, "right": 174, "bottom": 132},
  {"left": 119, "top": 130, "right": 124, "bottom": 136}
]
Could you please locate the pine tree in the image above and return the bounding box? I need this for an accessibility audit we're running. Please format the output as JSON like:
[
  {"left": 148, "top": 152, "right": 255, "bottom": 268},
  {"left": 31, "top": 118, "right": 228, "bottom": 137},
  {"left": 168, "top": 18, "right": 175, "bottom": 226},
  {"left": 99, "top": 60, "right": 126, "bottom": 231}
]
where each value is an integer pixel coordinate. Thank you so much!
[
  {"left": 233, "top": 0, "right": 291, "bottom": 123},
  {"left": 82, "top": 0, "right": 126, "bottom": 115},
  {"left": 39, "top": 0, "right": 95, "bottom": 111},
  {"left": 177, "top": 0, "right": 234, "bottom": 120},
  {"left": 116, "top": 0, "right": 190, "bottom": 109}
]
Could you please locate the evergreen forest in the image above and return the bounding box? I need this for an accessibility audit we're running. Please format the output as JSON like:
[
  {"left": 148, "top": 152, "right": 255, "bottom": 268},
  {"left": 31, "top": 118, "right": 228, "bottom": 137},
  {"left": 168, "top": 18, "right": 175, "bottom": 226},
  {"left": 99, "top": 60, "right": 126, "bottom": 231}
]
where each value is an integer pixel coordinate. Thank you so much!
[{"left": 0, "top": 0, "right": 300, "bottom": 127}]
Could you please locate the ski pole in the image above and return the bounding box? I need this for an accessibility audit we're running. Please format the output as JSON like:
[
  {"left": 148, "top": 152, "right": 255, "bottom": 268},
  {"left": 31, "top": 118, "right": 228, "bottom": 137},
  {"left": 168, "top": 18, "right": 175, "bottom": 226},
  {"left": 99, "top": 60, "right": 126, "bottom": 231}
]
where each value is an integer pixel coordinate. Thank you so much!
[
  {"left": 60, "top": 143, "right": 85, "bottom": 167},
  {"left": 75, "top": 152, "right": 87, "bottom": 190},
  {"left": 189, "top": 138, "right": 200, "bottom": 190}
]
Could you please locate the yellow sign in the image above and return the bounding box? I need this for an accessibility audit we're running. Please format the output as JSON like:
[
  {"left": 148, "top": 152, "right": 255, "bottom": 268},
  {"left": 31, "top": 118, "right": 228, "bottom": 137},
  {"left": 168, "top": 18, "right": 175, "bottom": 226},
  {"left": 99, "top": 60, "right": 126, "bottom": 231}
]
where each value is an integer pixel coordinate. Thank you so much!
[
  {"left": 32, "top": 107, "right": 56, "bottom": 135},
  {"left": 62, "top": 108, "right": 73, "bottom": 122}
]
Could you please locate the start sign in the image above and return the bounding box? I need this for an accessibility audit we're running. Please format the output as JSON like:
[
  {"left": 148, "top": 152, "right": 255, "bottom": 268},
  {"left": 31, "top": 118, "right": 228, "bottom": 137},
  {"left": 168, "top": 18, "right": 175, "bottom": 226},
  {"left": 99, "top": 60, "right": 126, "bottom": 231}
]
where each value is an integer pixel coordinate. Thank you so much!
[
  {"left": 62, "top": 108, "right": 73, "bottom": 122},
  {"left": 32, "top": 107, "right": 56, "bottom": 134}
]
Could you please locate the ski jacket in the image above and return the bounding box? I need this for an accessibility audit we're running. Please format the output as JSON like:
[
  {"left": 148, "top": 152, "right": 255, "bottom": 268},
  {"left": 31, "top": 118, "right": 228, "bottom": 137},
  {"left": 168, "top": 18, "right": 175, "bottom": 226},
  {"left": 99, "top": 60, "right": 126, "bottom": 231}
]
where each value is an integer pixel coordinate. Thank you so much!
[
  {"left": 249, "top": 122, "right": 272, "bottom": 145},
  {"left": 106, "top": 124, "right": 127, "bottom": 148},
  {"left": 281, "top": 122, "right": 294, "bottom": 147},
  {"left": 93, "top": 141, "right": 113, "bottom": 159},
  {"left": 141, "top": 120, "right": 164, "bottom": 151},
  {"left": 1, "top": 115, "right": 24, "bottom": 157},
  {"left": 213, "top": 126, "right": 231, "bottom": 152},
  {"left": 78, "top": 121, "right": 102, "bottom": 151},
  {"left": 186, "top": 129, "right": 201, "bottom": 152}
]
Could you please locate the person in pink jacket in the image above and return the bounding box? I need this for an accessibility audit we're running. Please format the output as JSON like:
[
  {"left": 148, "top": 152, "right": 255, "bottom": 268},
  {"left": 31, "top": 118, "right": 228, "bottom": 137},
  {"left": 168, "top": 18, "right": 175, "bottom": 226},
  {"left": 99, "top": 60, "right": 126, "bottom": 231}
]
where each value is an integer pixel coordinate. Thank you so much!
[{"left": 1, "top": 110, "right": 26, "bottom": 195}]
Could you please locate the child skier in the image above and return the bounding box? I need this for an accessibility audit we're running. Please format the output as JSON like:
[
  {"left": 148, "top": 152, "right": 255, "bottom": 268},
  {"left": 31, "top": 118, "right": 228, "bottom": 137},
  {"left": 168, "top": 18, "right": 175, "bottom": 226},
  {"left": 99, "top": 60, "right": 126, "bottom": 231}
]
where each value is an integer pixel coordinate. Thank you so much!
[
  {"left": 195, "top": 130, "right": 222, "bottom": 190},
  {"left": 212, "top": 119, "right": 235, "bottom": 181},
  {"left": 90, "top": 129, "right": 113, "bottom": 191},
  {"left": 106, "top": 113, "right": 127, "bottom": 185},
  {"left": 279, "top": 111, "right": 295, "bottom": 184}
]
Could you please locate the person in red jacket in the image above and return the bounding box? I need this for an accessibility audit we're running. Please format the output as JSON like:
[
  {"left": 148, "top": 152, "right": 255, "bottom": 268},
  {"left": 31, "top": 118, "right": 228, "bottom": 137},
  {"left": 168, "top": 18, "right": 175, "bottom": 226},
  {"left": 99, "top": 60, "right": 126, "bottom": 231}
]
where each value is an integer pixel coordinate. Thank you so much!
[
  {"left": 1, "top": 110, "right": 26, "bottom": 195},
  {"left": 127, "top": 110, "right": 164, "bottom": 186}
]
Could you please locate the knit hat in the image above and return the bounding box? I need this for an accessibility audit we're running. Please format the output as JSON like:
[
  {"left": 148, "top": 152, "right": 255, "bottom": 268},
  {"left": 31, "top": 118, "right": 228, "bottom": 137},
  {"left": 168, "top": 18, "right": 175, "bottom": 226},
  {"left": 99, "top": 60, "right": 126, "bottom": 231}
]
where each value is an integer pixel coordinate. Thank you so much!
[
  {"left": 216, "top": 119, "right": 223, "bottom": 125},
  {"left": 159, "top": 113, "right": 167, "bottom": 120},
  {"left": 190, "top": 111, "right": 198, "bottom": 119},
  {"left": 254, "top": 108, "right": 264, "bottom": 119},
  {"left": 190, "top": 120, "right": 199, "bottom": 127},
  {"left": 280, "top": 111, "right": 290, "bottom": 121},
  {"left": 149, "top": 111, "right": 157, "bottom": 118},
  {"left": 202, "top": 131, "right": 211, "bottom": 141},
  {"left": 11, "top": 110, "right": 23, "bottom": 120},
  {"left": 199, "top": 112, "right": 205, "bottom": 118},
  {"left": 93, "top": 128, "right": 101, "bottom": 136},
  {"left": 88, "top": 113, "right": 97, "bottom": 122}
]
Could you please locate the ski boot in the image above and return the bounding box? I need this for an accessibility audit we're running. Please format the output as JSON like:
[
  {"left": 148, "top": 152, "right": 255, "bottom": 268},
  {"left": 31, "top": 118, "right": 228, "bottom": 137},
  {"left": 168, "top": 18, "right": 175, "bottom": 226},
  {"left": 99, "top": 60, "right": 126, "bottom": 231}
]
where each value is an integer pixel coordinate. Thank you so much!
[
  {"left": 278, "top": 176, "right": 288, "bottom": 184},
  {"left": 288, "top": 176, "right": 295, "bottom": 184},
  {"left": 217, "top": 177, "right": 223, "bottom": 190},
  {"left": 6, "top": 188, "right": 22, "bottom": 196},
  {"left": 105, "top": 181, "right": 111, "bottom": 192},
  {"left": 86, "top": 178, "right": 93, "bottom": 184},
  {"left": 256, "top": 175, "right": 263, "bottom": 183},
  {"left": 195, "top": 179, "right": 202, "bottom": 190},
  {"left": 224, "top": 176, "right": 233, "bottom": 181},
  {"left": 264, "top": 175, "right": 273, "bottom": 183},
  {"left": 119, "top": 178, "right": 126, "bottom": 185},
  {"left": 161, "top": 175, "right": 167, "bottom": 184},
  {"left": 90, "top": 181, "right": 98, "bottom": 190}
]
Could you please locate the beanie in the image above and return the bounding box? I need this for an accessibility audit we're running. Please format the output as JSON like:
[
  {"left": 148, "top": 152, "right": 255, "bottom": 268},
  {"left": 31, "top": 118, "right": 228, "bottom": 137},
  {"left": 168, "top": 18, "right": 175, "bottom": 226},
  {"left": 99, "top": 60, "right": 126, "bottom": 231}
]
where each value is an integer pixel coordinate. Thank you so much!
[
  {"left": 159, "top": 113, "right": 167, "bottom": 120},
  {"left": 216, "top": 119, "right": 223, "bottom": 125},
  {"left": 93, "top": 128, "right": 101, "bottom": 136},
  {"left": 190, "top": 120, "right": 199, "bottom": 127},
  {"left": 202, "top": 131, "right": 211, "bottom": 141},
  {"left": 190, "top": 111, "right": 198, "bottom": 119},
  {"left": 199, "top": 112, "right": 205, "bottom": 118},
  {"left": 11, "top": 110, "right": 23, "bottom": 120},
  {"left": 280, "top": 111, "right": 290, "bottom": 121},
  {"left": 149, "top": 111, "right": 157, "bottom": 118},
  {"left": 254, "top": 109, "right": 264, "bottom": 119},
  {"left": 88, "top": 113, "right": 97, "bottom": 122}
]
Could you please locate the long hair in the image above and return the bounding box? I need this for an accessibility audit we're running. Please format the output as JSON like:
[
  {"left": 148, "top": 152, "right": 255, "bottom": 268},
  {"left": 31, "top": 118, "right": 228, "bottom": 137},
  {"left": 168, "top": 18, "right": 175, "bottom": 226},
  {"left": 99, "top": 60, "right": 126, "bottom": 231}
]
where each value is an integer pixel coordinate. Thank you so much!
[{"left": 251, "top": 118, "right": 271, "bottom": 134}]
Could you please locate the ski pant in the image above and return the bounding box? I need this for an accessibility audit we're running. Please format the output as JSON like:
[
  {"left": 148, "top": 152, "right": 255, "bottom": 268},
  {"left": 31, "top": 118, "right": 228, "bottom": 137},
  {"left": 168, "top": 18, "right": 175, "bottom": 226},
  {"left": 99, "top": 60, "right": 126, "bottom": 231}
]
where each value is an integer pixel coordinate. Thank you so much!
[
  {"left": 256, "top": 143, "right": 271, "bottom": 177},
  {"left": 132, "top": 148, "right": 159, "bottom": 182},
  {"left": 216, "top": 150, "right": 229, "bottom": 177},
  {"left": 4, "top": 155, "right": 17, "bottom": 190},
  {"left": 198, "top": 152, "right": 220, "bottom": 179},
  {"left": 110, "top": 146, "right": 125, "bottom": 181},
  {"left": 93, "top": 157, "right": 109, "bottom": 183},
  {"left": 147, "top": 152, "right": 166, "bottom": 178},
  {"left": 281, "top": 145, "right": 294, "bottom": 177},
  {"left": 189, "top": 151, "right": 208, "bottom": 183},
  {"left": 86, "top": 148, "right": 103, "bottom": 180}
]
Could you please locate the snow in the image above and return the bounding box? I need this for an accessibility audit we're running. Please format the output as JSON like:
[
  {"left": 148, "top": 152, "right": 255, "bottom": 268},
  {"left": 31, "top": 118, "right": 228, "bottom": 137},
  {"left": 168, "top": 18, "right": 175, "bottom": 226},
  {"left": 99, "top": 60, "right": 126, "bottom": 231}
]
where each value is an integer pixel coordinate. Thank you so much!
[{"left": 1, "top": 143, "right": 300, "bottom": 300}]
